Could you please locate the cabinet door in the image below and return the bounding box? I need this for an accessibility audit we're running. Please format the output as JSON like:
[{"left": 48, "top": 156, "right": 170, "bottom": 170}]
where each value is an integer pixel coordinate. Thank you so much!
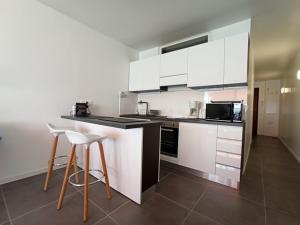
[
  {"left": 129, "top": 56, "right": 160, "bottom": 91},
  {"left": 224, "top": 33, "right": 249, "bottom": 85},
  {"left": 160, "top": 49, "right": 188, "bottom": 77},
  {"left": 187, "top": 39, "right": 224, "bottom": 88},
  {"left": 178, "top": 123, "right": 217, "bottom": 174}
]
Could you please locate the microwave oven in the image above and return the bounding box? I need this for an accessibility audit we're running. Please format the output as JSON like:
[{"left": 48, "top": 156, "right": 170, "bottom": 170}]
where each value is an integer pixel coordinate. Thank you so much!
[{"left": 205, "top": 101, "right": 243, "bottom": 122}]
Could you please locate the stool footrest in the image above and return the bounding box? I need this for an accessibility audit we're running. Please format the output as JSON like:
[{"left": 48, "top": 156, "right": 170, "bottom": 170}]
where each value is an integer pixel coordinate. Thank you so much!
[
  {"left": 68, "top": 169, "right": 104, "bottom": 187},
  {"left": 50, "top": 155, "right": 78, "bottom": 167}
]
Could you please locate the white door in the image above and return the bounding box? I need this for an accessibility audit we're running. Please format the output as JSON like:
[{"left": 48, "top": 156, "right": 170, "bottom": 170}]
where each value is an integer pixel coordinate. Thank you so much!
[
  {"left": 187, "top": 39, "right": 224, "bottom": 88},
  {"left": 160, "top": 49, "right": 188, "bottom": 77},
  {"left": 264, "top": 80, "right": 280, "bottom": 137},
  {"left": 178, "top": 123, "right": 217, "bottom": 174},
  {"left": 224, "top": 33, "right": 249, "bottom": 85},
  {"left": 129, "top": 56, "right": 160, "bottom": 91}
]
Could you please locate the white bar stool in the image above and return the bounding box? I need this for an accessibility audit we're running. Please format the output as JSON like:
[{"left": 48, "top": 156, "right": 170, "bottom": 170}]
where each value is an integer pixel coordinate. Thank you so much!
[
  {"left": 44, "top": 123, "right": 79, "bottom": 191},
  {"left": 57, "top": 130, "right": 112, "bottom": 222}
]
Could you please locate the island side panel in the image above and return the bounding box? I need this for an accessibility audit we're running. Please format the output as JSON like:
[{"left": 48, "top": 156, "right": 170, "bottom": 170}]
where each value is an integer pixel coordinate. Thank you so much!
[
  {"left": 74, "top": 121, "right": 143, "bottom": 204},
  {"left": 142, "top": 125, "right": 160, "bottom": 192}
]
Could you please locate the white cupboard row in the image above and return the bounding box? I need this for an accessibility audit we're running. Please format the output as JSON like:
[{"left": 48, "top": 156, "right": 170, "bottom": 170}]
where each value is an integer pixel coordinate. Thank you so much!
[
  {"left": 168, "top": 122, "right": 243, "bottom": 185},
  {"left": 129, "top": 32, "right": 249, "bottom": 92}
]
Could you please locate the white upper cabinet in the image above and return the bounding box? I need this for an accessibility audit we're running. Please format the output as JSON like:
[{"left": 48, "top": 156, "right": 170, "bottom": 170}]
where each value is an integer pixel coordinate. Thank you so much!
[
  {"left": 187, "top": 39, "right": 225, "bottom": 88},
  {"left": 160, "top": 49, "right": 188, "bottom": 77},
  {"left": 224, "top": 33, "right": 249, "bottom": 85},
  {"left": 129, "top": 56, "right": 160, "bottom": 92},
  {"left": 178, "top": 123, "right": 217, "bottom": 174}
]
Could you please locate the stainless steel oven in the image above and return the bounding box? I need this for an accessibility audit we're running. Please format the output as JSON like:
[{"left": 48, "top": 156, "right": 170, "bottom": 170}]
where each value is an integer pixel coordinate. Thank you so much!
[{"left": 160, "top": 121, "right": 179, "bottom": 157}]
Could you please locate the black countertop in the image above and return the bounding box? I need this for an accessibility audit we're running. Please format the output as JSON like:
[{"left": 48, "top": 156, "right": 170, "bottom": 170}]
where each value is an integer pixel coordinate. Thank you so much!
[
  {"left": 120, "top": 114, "right": 245, "bottom": 127},
  {"left": 61, "top": 115, "right": 161, "bottom": 129}
]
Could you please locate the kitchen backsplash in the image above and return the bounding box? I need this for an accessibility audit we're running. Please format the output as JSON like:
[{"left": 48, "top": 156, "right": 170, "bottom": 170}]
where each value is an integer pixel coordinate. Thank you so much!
[{"left": 137, "top": 88, "right": 248, "bottom": 117}]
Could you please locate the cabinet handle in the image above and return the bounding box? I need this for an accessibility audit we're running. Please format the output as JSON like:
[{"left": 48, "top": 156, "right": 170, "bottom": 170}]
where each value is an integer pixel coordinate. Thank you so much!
[{"left": 161, "top": 128, "right": 174, "bottom": 132}]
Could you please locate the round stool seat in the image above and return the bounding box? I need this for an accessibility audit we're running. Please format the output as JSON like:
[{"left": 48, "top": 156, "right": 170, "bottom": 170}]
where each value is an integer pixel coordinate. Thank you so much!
[
  {"left": 65, "top": 130, "right": 106, "bottom": 145},
  {"left": 46, "top": 123, "right": 72, "bottom": 137}
]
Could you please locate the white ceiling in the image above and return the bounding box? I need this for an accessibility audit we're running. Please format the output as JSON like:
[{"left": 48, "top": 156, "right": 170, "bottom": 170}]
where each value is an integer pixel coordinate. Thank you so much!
[
  {"left": 251, "top": 5, "right": 300, "bottom": 80},
  {"left": 38, "top": 0, "right": 300, "bottom": 80}
]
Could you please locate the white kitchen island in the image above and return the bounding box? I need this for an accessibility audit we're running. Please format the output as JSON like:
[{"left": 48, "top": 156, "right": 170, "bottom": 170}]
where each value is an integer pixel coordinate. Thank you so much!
[{"left": 62, "top": 115, "right": 161, "bottom": 204}]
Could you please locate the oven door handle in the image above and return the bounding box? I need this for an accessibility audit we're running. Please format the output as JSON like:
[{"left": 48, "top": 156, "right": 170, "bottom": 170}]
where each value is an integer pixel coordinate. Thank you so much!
[{"left": 161, "top": 128, "right": 174, "bottom": 132}]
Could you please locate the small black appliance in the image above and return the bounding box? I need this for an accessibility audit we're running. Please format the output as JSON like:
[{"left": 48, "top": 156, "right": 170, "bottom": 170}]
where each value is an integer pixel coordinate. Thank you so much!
[
  {"left": 205, "top": 101, "right": 243, "bottom": 122},
  {"left": 75, "top": 102, "right": 90, "bottom": 117}
]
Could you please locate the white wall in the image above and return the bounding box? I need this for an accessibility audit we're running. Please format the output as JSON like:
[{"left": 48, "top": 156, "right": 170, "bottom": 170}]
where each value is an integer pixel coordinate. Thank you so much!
[
  {"left": 243, "top": 40, "right": 254, "bottom": 173},
  {"left": 0, "top": 0, "right": 137, "bottom": 184},
  {"left": 137, "top": 88, "right": 248, "bottom": 118},
  {"left": 279, "top": 52, "right": 300, "bottom": 162}
]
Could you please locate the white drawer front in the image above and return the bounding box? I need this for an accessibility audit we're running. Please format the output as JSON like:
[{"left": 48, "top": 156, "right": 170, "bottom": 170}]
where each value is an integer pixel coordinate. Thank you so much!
[
  {"left": 216, "top": 164, "right": 240, "bottom": 181},
  {"left": 217, "top": 139, "right": 242, "bottom": 154},
  {"left": 216, "top": 151, "right": 241, "bottom": 168},
  {"left": 160, "top": 74, "right": 187, "bottom": 86},
  {"left": 218, "top": 125, "right": 243, "bottom": 140}
]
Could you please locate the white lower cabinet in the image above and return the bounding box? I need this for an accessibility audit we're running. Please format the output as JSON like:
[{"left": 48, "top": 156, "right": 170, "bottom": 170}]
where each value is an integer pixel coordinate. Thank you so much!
[
  {"left": 216, "top": 151, "right": 241, "bottom": 168},
  {"left": 171, "top": 123, "right": 243, "bottom": 187},
  {"left": 217, "top": 138, "right": 242, "bottom": 154},
  {"left": 218, "top": 125, "right": 243, "bottom": 140},
  {"left": 216, "top": 164, "right": 240, "bottom": 181},
  {"left": 178, "top": 123, "right": 217, "bottom": 174},
  {"left": 215, "top": 125, "right": 243, "bottom": 183}
]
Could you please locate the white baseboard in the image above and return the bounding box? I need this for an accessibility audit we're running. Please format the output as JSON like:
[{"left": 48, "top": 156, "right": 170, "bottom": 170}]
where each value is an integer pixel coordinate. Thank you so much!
[
  {"left": 0, "top": 167, "right": 48, "bottom": 185},
  {"left": 279, "top": 136, "right": 300, "bottom": 163}
]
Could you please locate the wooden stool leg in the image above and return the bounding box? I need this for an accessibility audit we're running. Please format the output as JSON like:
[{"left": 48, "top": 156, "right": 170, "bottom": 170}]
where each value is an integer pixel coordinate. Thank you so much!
[
  {"left": 72, "top": 151, "right": 79, "bottom": 183},
  {"left": 83, "top": 146, "right": 90, "bottom": 222},
  {"left": 44, "top": 136, "right": 59, "bottom": 191},
  {"left": 98, "top": 143, "right": 112, "bottom": 199},
  {"left": 57, "top": 144, "right": 76, "bottom": 210}
]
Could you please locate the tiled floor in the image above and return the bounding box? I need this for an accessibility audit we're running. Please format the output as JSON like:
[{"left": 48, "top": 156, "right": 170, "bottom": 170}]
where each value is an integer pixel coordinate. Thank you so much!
[{"left": 0, "top": 136, "right": 300, "bottom": 225}]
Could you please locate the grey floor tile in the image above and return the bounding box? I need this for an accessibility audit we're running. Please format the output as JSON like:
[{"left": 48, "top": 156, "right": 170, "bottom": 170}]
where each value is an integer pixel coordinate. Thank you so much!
[
  {"left": 0, "top": 222, "right": 10, "bottom": 225},
  {"left": 80, "top": 182, "right": 129, "bottom": 214},
  {"left": 0, "top": 189, "right": 9, "bottom": 224},
  {"left": 159, "top": 167, "right": 173, "bottom": 181},
  {"left": 155, "top": 173, "right": 206, "bottom": 209},
  {"left": 111, "top": 193, "right": 189, "bottom": 225},
  {"left": 194, "top": 186, "right": 265, "bottom": 225},
  {"left": 183, "top": 211, "right": 220, "bottom": 225},
  {"left": 2, "top": 172, "right": 75, "bottom": 219},
  {"left": 58, "top": 167, "right": 129, "bottom": 213},
  {"left": 266, "top": 208, "right": 300, "bottom": 225},
  {"left": 239, "top": 176, "right": 264, "bottom": 204},
  {"left": 252, "top": 136, "right": 282, "bottom": 149},
  {"left": 264, "top": 181, "right": 300, "bottom": 216},
  {"left": 94, "top": 217, "right": 117, "bottom": 225},
  {"left": 2, "top": 135, "right": 300, "bottom": 225},
  {"left": 12, "top": 192, "right": 106, "bottom": 225}
]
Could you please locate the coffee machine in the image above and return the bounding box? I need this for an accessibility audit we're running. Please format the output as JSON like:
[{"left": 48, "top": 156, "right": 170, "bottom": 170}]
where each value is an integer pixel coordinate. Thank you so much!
[
  {"left": 71, "top": 102, "right": 90, "bottom": 117},
  {"left": 189, "top": 101, "right": 202, "bottom": 118}
]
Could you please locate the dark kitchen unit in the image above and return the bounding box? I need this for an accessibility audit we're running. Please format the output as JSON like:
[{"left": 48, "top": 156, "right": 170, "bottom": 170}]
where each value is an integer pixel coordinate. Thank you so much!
[
  {"left": 119, "top": 114, "right": 180, "bottom": 158},
  {"left": 160, "top": 120, "right": 179, "bottom": 157}
]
